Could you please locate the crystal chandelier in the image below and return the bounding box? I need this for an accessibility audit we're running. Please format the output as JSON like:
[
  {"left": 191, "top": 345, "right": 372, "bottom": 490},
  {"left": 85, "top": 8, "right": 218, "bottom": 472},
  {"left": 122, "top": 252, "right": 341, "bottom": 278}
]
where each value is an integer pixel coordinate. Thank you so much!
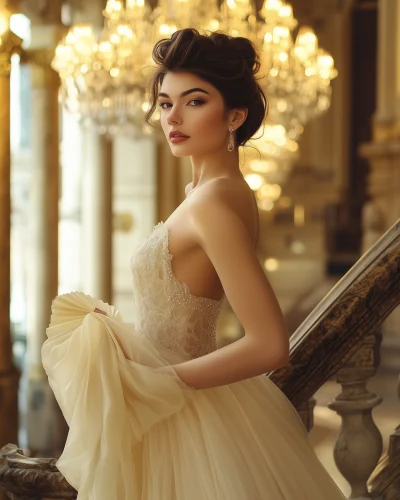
[
  {"left": 52, "top": 0, "right": 157, "bottom": 136},
  {"left": 259, "top": 18, "right": 338, "bottom": 139},
  {"left": 218, "top": 0, "right": 337, "bottom": 140}
]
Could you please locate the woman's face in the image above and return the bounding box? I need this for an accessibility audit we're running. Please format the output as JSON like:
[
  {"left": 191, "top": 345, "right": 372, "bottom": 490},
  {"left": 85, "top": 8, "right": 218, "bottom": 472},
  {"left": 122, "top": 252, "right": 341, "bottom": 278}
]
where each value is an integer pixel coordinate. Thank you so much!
[{"left": 158, "top": 71, "right": 231, "bottom": 157}]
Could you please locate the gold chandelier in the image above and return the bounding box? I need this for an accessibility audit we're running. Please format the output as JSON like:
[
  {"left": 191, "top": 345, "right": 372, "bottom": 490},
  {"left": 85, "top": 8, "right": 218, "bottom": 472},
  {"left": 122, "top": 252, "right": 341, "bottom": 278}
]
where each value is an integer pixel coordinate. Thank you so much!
[
  {"left": 52, "top": 0, "right": 157, "bottom": 136},
  {"left": 259, "top": 19, "right": 338, "bottom": 140},
  {"left": 52, "top": 0, "right": 337, "bottom": 140},
  {"left": 217, "top": 0, "right": 337, "bottom": 140}
]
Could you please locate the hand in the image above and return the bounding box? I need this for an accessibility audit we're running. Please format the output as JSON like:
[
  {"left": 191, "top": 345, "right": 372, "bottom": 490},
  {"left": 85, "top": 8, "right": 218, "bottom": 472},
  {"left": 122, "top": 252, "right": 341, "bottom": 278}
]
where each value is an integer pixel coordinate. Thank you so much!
[{"left": 94, "top": 307, "right": 107, "bottom": 316}]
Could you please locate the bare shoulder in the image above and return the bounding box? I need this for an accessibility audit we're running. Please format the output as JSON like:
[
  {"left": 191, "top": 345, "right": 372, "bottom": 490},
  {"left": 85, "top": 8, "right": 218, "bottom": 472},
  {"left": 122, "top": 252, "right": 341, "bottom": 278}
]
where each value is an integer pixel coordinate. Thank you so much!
[
  {"left": 187, "top": 176, "right": 257, "bottom": 246},
  {"left": 188, "top": 176, "right": 250, "bottom": 217}
]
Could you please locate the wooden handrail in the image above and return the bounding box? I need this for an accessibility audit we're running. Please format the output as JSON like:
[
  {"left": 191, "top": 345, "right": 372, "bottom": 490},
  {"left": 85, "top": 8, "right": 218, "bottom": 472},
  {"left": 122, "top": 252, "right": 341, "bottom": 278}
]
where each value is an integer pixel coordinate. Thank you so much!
[{"left": 270, "top": 219, "right": 400, "bottom": 407}]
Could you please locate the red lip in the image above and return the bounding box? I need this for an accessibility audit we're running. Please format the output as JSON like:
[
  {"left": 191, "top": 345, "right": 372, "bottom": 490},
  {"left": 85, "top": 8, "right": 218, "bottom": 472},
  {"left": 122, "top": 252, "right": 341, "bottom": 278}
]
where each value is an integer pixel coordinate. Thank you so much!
[{"left": 169, "top": 130, "right": 190, "bottom": 139}]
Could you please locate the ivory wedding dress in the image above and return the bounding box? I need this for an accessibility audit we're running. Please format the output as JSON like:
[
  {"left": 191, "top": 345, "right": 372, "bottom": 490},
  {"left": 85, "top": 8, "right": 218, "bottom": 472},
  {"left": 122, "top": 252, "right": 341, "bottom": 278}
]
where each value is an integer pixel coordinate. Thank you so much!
[{"left": 42, "top": 221, "right": 346, "bottom": 500}]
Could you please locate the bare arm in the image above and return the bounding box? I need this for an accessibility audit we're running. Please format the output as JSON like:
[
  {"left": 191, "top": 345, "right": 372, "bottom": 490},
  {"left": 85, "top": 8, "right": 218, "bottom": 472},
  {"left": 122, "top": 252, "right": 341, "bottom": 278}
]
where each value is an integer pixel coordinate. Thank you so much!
[{"left": 171, "top": 184, "right": 289, "bottom": 390}]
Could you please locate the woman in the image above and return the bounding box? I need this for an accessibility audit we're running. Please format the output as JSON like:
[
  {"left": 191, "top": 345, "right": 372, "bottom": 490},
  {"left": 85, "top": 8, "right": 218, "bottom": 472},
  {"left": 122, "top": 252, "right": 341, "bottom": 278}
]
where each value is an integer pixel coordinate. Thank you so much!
[{"left": 42, "top": 28, "right": 346, "bottom": 499}]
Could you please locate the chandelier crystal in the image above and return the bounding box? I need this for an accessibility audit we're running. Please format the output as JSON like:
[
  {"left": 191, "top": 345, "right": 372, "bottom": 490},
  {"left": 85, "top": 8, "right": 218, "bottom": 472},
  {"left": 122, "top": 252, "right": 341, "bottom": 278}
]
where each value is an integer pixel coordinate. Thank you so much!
[
  {"left": 209, "top": 0, "right": 337, "bottom": 142},
  {"left": 52, "top": 0, "right": 156, "bottom": 135},
  {"left": 241, "top": 0, "right": 338, "bottom": 140}
]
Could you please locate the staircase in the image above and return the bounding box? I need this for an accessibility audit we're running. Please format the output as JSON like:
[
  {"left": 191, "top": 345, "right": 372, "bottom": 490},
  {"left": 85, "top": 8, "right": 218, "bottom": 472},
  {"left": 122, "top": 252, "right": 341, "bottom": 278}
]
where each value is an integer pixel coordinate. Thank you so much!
[
  {"left": 1, "top": 219, "right": 400, "bottom": 500},
  {"left": 270, "top": 217, "right": 400, "bottom": 499}
]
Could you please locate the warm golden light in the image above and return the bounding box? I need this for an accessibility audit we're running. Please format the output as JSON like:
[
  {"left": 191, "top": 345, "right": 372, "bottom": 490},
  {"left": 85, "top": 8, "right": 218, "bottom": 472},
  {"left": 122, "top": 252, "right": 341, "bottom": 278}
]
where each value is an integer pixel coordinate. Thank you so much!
[
  {"left": 244, "top": 173, "right": 264, "bottom": 191},
  {"left": 259, "top": 199, "right": 275, "bottom": 211},
  {"left": 249, "top": 159, "right": 278, "bottom": 174},
  {"left": 263, "top": 0, "right": 283, "bottom": 12},
  {"left": 208, "top": 19, "right": 219, "bottom": 31},
  {"left": 279, "top": 4, "right": 292, "bottom": 18},
  {"left": 317, "top": 50, "right": 338, "bottom": 79},
  {"left": 117, "top": 25, "right": 133, "bottom": 38},
  {"left": 105, "top": 0, "right": 123, "bottom": 14},
  {"left": 99, "top": 41, "right": 112, "bottom": 53},
  {"left": 258, "top": 183, "right": 281, "bottom": 201},
  {"left": 127, "top": 0, "right": 145, "bottom": 6},
  {"left": 295, "top": 26, "right": 318, "bottom": 55},
  {"left": 264, "top": 258, "right": 279, "bottom": 272},
  {"left": 273, "top": 26, "right": 290, "bottom": 43},
  {"left": 294, "top": 204, "right": 305, "bottom": 227},
  {"left": 159, "top": 23, "right": 177, "bottom": 36},
  {"left": 0, "top": 10, "right": 10, "bottom": 36},
  {"left": 141, "top": 101, "right": 150, "bottom": 112}
]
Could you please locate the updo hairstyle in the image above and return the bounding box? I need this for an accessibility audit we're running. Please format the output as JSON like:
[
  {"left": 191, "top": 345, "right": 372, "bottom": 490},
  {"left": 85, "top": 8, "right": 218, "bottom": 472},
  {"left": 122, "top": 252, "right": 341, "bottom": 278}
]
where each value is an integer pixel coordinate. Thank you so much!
[{"left": 145, "top": 28, "right": 268, "bottom": 147}]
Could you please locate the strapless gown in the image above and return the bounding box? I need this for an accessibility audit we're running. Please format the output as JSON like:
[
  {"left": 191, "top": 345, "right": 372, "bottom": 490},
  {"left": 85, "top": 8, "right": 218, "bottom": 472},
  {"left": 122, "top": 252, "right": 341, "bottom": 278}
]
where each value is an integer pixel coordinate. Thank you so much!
[{"left": 42, "top": 221, "right": 346, "bottom": 500}]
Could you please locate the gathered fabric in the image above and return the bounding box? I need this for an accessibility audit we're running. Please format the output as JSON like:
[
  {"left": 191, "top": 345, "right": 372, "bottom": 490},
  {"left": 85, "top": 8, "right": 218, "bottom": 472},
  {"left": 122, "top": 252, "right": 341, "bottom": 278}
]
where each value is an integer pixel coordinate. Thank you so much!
[{"left": 42, "top": 223, "right": 346, "bottom": 500}]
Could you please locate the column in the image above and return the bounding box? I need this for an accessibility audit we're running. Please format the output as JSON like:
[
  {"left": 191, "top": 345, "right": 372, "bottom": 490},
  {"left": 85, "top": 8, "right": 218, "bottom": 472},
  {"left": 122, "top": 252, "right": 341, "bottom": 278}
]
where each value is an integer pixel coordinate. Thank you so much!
[
  {"left": 0, "top": 22, "right": 21, "bottom": 454},
  {"left": 72, "top": 0, "right": 113, "bottom": 303},
  {"left": 26, "top": 20, "right": 67, "bottom": 456},
  {"left": 113, "top": 135, "right": 157, "bottom": 320},
  {"left": 359, "top": 0, "right": 400, "bottom": 373},
  {"left": 374, "top": 0, "right": 400, "bottom": 138},
  {"left": 360, "top": 0, "right": 400, "bottom": 228},
  {"left": 81, "top": 129, "right": 113, "bottom": 303}
]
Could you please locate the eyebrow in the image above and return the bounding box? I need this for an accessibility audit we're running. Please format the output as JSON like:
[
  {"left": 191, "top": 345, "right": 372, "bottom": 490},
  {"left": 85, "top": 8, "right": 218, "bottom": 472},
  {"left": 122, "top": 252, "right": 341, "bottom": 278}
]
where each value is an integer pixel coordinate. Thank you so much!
[{"left": 158, "top": 87, "right": 210, "bottom": 99}]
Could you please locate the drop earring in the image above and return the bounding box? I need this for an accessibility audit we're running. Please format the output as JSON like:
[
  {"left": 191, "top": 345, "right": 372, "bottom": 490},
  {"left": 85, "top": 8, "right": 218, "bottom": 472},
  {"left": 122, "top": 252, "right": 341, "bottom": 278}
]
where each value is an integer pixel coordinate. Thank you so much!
[{"left": 228, "top": 125, "right": 234, "bottom": 152}]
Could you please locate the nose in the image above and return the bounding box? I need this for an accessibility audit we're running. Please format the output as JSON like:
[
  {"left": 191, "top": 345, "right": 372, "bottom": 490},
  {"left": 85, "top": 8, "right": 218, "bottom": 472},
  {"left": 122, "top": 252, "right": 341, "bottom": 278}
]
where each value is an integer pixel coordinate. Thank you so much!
[{"left": 166, "top": 105, "right": 182, "bottom": 125}]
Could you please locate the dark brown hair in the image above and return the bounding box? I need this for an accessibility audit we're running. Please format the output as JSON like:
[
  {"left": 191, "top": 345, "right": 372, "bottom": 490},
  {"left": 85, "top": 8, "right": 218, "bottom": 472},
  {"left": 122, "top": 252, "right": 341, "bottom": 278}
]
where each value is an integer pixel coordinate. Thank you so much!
[{"left": 145, "top": 28, "right": 268, "bottom": 147}]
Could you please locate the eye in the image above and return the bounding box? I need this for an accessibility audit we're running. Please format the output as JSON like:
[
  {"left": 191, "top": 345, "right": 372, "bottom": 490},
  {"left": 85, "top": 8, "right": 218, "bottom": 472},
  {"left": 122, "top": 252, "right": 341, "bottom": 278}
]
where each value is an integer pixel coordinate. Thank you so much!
[
  {"left": 188, "top": 99, "right": 205, "bottom": 106},
  {"left": 158, "top": 99, "right": 205, "bottom": 110}
]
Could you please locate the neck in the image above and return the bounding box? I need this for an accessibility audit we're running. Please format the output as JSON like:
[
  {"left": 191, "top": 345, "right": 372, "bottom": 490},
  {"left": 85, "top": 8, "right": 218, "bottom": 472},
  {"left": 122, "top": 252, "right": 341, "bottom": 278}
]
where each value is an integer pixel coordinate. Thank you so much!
[{"left": 189, "top": 147, "right": 242, "bottom": 188}]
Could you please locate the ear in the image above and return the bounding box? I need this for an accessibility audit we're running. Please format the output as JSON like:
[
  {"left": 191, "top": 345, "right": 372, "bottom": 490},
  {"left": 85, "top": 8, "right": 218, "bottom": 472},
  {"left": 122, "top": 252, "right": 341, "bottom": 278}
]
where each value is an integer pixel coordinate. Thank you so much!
[{"left": 230, "top": 108, "right": 248, "bottom": 131}]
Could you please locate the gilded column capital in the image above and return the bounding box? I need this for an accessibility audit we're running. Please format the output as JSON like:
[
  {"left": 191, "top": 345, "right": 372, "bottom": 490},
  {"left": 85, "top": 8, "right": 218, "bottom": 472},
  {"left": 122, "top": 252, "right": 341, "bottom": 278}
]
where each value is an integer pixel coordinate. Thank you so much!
[
  {"left": 27, "top": 47, "right": 60, "bottom": 88},
  {"left": 0, "top": 30, "right": 23, "bottom": 77},
  {"left": 26, "top": 24, "right": 67, "bottom": 88}
]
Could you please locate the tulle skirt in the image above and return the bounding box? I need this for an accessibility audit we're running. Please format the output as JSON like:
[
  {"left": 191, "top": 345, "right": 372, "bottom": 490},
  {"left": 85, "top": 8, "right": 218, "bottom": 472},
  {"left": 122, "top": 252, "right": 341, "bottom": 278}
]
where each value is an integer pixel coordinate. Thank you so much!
[{"left": 42, "top": 292, "right": 346, "bottom": 500}]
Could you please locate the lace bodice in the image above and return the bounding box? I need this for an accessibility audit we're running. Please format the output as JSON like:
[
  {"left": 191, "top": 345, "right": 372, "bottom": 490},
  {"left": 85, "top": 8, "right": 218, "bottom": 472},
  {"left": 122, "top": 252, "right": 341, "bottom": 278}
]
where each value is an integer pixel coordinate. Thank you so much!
[{"left": 130, "top": 222, "right": 225, "bottom": 360}]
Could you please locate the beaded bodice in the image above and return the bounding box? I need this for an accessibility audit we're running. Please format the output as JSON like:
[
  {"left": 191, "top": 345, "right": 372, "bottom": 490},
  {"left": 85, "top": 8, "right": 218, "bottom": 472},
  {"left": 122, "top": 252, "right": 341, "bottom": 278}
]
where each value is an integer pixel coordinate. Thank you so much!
[{"left": 130, "top": 222, "right": 225, "bottom": 360}]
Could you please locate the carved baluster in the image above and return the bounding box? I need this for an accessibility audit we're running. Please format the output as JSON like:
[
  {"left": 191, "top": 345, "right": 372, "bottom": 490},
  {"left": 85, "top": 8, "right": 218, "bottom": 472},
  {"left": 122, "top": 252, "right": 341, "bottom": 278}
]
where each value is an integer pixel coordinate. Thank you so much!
[
  {"left": 328, "top": 332, "right": 383, "bottom": 499},
  {"left": 384, "top": 374, "right": 400, "bottom": 500},
  {"left": 385, "top": 426, "right": 400, "bottom": 499},
  {"left": 0, "top": 444, "right": 76, "bottom": 500},
  {"left": 296, "top": 397, "right": 317, "bottom": 432}
]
